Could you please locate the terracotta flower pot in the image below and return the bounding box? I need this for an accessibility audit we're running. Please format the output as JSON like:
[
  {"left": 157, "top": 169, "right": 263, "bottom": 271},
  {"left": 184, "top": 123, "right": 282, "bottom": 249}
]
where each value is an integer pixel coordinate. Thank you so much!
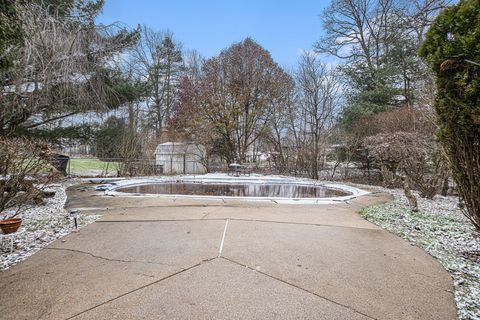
[{"left": 0, "top": 218, "right": 22, "bottom": 234}]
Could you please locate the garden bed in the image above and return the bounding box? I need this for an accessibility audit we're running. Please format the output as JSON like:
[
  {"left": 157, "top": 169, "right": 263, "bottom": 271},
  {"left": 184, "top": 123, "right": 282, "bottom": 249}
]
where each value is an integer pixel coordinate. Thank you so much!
[
  {"left": 1, "top": 181, "right": 99, "bottom": 271},
  {"left": 360, "top": 188, "right": 480, "bottom": 320}
]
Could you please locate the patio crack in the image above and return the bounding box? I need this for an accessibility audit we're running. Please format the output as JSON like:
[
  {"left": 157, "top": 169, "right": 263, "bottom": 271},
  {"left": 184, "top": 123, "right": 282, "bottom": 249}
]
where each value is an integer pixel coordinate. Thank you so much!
[
  {"left": 65, "top": 256, "right": 218, "bottom": 320},
  {"left": 220, "top": 256, "right": 378, "bottom": 320},
  {"left": 45, "top": 247, "right": 177, "bottom": 267}
]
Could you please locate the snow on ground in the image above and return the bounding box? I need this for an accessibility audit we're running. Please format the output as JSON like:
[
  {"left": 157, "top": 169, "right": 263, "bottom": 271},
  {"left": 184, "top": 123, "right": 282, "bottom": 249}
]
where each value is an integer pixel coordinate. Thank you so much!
[
  {"left": 1, "top": 181, "right": 99, "bottom": 271},
  {"left": 359, "top": 187, "right": 480, "bottom": 320},
  {"left": 1, "top": 174, "right": 478, "bottom": 320}
]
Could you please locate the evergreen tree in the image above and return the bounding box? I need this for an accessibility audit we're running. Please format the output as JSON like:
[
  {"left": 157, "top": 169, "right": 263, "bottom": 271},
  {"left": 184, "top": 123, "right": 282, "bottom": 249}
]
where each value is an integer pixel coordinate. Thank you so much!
[
  {"left": 0, "top": 1, "right": 139, "bottom": 136},
  {"left": 95, "top": 116, "right": 126, "bottom": 160},
  {"left": 0, "top": 0, "right": 22, "bottom": 71},
  {"left": 419, "top": 0, "right": 480, "bottom": 231}
]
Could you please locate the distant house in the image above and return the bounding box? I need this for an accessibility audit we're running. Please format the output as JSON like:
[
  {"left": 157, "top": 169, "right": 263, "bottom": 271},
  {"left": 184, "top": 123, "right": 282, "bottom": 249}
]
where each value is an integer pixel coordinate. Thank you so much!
[{"left": 155, "top": 142, "right": 207, "bottom": 174}]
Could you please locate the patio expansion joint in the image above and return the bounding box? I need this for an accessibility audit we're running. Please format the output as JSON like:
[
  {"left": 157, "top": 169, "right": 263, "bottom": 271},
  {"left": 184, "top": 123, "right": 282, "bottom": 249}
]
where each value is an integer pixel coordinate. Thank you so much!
[
  {"left": 218, "top": 219, "right": 229, "bottom": 257},
  {"left": 219, "top": 256, "right": 379, "bottom": 320},
  {"left": 95, "top": 218, "right": 380, "bottom": 231},
  {"left": 45, "top": 247, "right": 177, "bottom": 268},
  {"left": 64, "top": 256, "right": 219, "bottom": 320}
]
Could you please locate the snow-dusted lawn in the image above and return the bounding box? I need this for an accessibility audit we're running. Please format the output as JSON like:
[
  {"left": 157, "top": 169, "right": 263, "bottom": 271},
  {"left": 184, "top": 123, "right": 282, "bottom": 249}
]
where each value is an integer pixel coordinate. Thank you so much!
[
  {"left": 1, "top": 182, "right": 99, "bottom": 271},
  {"left": 360, "top": 188, "right": 480, "bottom": 320}
]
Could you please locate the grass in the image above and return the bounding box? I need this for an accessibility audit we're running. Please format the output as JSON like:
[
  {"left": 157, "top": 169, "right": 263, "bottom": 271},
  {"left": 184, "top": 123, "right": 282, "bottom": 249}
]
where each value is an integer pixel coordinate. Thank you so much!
[{"left": 68, "top": 158, "right": 119, "bottom": 176}]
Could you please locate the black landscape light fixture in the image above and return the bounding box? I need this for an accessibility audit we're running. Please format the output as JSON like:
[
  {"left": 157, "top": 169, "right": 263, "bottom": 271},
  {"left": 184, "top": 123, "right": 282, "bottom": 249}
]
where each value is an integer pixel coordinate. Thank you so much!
[{"left": 69, "top": 210, "right": 80, "bottom": 232}]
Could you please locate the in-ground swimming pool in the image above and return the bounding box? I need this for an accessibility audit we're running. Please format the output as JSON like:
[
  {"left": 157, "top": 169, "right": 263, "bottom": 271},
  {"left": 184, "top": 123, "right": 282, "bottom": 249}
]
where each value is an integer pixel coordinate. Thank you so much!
[{"left": 115, "top": 182, "right": 351, "bottom": 198}]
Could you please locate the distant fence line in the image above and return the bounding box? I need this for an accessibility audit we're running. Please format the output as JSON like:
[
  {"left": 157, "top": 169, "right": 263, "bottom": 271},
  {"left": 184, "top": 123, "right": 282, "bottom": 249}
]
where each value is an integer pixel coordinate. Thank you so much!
[
  {"left": 66, "top": 157, "right": 381, "bottom": 184},
  {"left": 67, "top": 157, "right": 215, "bottom": 177}
]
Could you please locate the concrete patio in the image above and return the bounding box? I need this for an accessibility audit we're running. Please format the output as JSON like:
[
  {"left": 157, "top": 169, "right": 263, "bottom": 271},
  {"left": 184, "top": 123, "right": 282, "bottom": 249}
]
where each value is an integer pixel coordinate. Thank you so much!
[{"left": 0, "top": 186, "right": 458, "bottom": 320}]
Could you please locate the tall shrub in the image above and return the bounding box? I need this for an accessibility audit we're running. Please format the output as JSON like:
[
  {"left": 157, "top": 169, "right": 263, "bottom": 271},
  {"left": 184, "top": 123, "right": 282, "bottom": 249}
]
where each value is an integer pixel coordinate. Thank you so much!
[
  {"left": 0, "top": 138, "right": 59, "bottom": 216},
  {"left": 419, "top": 0, "right": 480, "bottom": 230}
]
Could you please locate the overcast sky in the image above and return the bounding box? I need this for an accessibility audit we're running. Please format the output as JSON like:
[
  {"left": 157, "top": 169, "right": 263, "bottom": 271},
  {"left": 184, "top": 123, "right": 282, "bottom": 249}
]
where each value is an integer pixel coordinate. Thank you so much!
[{"left": 97, "top": 0, "right": 330, "bottom": 69}]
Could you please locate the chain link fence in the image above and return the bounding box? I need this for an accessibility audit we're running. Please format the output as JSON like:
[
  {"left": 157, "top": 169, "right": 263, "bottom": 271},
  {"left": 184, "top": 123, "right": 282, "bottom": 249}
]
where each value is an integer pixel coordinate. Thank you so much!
[{"left": 66, "top": 157, "right": 381, "bottom": 184}]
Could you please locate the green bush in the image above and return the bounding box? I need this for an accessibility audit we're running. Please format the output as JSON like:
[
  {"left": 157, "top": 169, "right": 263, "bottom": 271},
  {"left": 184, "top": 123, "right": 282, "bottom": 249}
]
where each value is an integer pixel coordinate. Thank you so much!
[{"left": 419, "top": 0, "right": 480, "bottom": 231}]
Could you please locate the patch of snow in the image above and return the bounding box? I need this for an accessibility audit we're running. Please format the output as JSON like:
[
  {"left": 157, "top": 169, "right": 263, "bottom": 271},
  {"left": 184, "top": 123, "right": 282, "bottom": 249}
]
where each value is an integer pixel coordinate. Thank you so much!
[
  {"left": 1, "top": 181, "right": 100, "bottom": 271},
  {"left": 359, "top": 186, "right": 480, "bottom": 320}
]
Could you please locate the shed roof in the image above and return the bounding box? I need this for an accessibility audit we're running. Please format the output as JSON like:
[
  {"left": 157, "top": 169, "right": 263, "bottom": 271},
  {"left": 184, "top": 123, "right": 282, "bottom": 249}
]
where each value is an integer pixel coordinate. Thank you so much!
[{"left": 155, "top": 142, "right": 205, "bottom": 155}]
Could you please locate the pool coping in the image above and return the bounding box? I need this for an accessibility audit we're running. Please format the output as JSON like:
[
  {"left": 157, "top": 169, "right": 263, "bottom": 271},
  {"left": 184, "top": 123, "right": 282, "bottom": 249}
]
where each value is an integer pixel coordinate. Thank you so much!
[{"left": 102, "top": 174, "right": 370, "bottom": 204}]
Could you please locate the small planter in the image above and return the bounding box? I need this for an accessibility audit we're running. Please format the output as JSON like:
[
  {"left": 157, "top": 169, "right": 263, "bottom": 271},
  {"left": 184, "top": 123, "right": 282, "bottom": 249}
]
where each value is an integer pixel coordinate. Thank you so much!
[{"left": 0, "top": 218, "right": 22, "bottom": 234}]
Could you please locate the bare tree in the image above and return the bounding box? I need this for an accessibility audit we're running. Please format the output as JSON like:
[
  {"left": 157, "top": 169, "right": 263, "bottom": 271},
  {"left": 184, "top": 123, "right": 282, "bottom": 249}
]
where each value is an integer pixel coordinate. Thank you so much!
[
  {"left": 170, "top": 50, "right": 205, "bottom": 134},
  {"left": 185, "top": 38, "right": 291, "bottom": 164},
  {"left": 315, "top": 0, "right": 399, "bottom": 70},
  {"left": 129, "top": 26, "right": 183, "bottom": 140},
  {"left": 295, "top": 53, "right": 340, "bottom": 179},
  {"left": 315, "top": 0, "right": 448, "bottom": 67},
  {"left": 329, "top": 127, "right": 364, "bottom": 179},
  {"left": 263, "top": 70, "right": 295, "bottom": 173},
  {"left": 315, "top": 0, "right": 449, "bottom": 113},
  {"left": 400, "top": 0, "right": 452, "bottom": 47}
]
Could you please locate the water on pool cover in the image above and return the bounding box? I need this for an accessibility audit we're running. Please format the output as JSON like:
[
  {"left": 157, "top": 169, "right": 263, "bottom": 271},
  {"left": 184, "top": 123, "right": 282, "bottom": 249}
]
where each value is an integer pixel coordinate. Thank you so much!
[{"left": 116, "top": 182, "right": 350, "bottom": 198}]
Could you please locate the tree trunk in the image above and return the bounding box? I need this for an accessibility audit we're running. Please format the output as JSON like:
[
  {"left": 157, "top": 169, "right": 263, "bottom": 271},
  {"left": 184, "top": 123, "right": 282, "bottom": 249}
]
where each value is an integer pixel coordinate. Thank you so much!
[
  {"left": 441, "top": 177, "right": 449, "bottom": 196},
  {"left": 402, "top": 176, "right": 418, "bottom": 212}
]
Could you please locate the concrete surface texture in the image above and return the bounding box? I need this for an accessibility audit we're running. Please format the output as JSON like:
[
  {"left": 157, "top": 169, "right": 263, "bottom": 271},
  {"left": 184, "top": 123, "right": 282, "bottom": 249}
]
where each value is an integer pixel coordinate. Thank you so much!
[{"left": 0, "top": 186, "right": 458, "bottom": 320}]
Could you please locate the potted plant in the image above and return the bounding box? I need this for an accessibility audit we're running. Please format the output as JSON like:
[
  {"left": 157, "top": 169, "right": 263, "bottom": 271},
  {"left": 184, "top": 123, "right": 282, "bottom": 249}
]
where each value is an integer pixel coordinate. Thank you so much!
[
  {"left": 0, "top": 138, "right": 59, "bottom": 234},
  {"left": 0, "top": 212, "right": 23, "bottom": 234}
]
